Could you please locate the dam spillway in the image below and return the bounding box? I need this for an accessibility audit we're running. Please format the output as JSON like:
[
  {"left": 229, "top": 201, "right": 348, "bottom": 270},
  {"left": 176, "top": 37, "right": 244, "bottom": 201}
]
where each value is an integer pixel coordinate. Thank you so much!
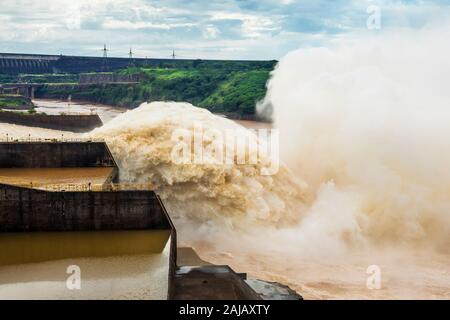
[
  {"left": 0, "top": 140, "right": 265, "bottom": 300},
  {"left": 0, "top": 140, "right": 176, "bottom": 299}
]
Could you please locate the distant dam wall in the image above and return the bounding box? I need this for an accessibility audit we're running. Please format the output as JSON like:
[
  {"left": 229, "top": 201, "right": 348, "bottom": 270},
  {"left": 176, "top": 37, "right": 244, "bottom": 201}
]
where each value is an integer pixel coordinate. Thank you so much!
[
  {"left": 0, "top": 52, "right": 275, "bottom": 75},
  {"left": 0, "top": 53, "right": 180, "bottom": 74},
  {"left": 0, "top": 142, "right": 116, "bottom": 169},
  {"left": 0, "top": 53, "right": 142, "bottom": 74},
  {"left": 0, "top": 111, "right": 103, "bottom": 132},
  {"left": 0, "top": 54, "right": 57, "bottom": 74}
]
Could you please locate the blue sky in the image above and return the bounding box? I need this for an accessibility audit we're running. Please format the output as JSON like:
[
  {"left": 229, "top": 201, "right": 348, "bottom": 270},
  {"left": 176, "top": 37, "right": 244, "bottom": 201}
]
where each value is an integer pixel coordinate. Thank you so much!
[{"left": 0, "top": 0, "right": 449, "bottom": 60}]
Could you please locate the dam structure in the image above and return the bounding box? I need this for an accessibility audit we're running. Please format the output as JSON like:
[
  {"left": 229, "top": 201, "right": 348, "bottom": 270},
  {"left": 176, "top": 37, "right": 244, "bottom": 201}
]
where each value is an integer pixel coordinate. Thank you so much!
[
  {"left": 0, "top": 52, "right": 152, "bottom": 74},
  {"left": 0, "top": 52, "right": 272, "bottom": 75},
  {"left": 0, "top": 140, "right": 266, "bottom": 300}
]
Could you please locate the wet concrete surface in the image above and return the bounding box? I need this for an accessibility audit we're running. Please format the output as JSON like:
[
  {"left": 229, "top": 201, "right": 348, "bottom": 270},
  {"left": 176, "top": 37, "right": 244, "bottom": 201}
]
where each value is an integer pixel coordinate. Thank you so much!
[{"left": 173, "top": 265, "right": 262, "bottom": 300}]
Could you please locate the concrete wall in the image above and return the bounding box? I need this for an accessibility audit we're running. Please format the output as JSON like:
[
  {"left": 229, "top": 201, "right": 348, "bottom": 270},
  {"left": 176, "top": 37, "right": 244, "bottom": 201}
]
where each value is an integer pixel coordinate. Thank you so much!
[
  {"left": 0, "top": 58, "right": 54, "bottom": 74},
  {"left": 172, "top": 265, "right": 262, "bottom": 300},
  {"left": 78, "top": 73, "right": 143, "bottom": 84},
  {"left": 1, "top": 54, "right": 169, "bottom": 74},
  {"left": 0, "top": 184, "right": 170, "bottom": 232},
  {"left": 0, "top": 111, "right": 103, "bottom": 132},
  {"left": 0, "top": 142, "right": 116, "bottom": 169}
]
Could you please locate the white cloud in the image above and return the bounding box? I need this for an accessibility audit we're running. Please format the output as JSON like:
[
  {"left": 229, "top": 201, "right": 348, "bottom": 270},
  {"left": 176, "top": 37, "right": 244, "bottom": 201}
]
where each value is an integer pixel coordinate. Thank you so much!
[
  {"left": 0, "top": 0, "right": 448, "bottom": 59},
  {"left": 210, "top": 12, "right": 282, "bottom": 38},
  {"left": 203, "top": 25, "right": 220, "bottom": 39},
  {"left": 102, "top": 18, "right": 196, "bottom": 30},
  {"left": 65, "top": 7, "right": 82, "bottom": 30}
]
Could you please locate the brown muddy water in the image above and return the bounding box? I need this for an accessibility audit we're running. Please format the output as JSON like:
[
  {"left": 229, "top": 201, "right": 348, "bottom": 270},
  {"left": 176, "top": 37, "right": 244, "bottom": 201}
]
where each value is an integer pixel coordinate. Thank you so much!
[
  {"left": 0, "top": 255, "right": 171, "bottom": 300},
  {"left": 0, "top": 230, "right": 171, "bottom": 266},
  {"left": 0, "top": 167, "right": 114, "bottom": 187},
  {"left": 32, "top": 99, "right": 127, "bottom": 123}
]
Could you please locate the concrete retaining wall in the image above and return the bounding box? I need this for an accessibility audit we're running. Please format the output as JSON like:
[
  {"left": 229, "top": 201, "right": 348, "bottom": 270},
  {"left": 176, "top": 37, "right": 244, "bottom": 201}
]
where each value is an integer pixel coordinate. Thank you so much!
[
  {"left": 0, "top": 184, "right": 170, "bottom": 232},
  {"left": 0, "top": 142, "right": 116, "bottom": 168},
  {"left": 79, "top": 73, "right": 143, "bottom": 84},
  {"left": 0, "top": 111, "right": 103, "bottom": 132}
]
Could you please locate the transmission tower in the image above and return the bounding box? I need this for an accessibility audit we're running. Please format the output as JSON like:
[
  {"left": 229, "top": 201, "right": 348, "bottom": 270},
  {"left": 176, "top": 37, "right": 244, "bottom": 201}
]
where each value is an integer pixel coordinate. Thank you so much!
[
  {"left": 172, "top": 49, "right": 176, "bottom": 59},
  {"left": 102, "top": 44, "right": 109, "bottom": 58},
  {"left": 128, "top": 48, "right": 136, "bottom": 67},
  {"left": 101, "top": 44, "right": 109, "bottom": 71}
]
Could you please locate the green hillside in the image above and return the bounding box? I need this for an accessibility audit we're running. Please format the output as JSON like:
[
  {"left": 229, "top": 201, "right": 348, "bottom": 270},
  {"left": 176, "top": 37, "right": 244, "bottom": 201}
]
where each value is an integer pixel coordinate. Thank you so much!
[
  {"left": 199, "top": 70, "right": 270, "bottom": 115},
  {"left": 36, "top": 60, "right": 276, "bottom": 118}
]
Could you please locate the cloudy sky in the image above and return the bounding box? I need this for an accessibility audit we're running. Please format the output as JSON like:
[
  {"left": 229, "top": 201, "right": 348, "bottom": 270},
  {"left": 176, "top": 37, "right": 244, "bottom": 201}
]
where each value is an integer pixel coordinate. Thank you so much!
[{"left": 0, "top": 0, "right": 449, "bottom": 60}]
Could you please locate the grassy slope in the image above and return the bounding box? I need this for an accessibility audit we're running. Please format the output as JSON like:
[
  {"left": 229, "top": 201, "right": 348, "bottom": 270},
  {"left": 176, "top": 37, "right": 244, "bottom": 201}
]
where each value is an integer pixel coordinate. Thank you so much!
[
  {"left": 199, "top": 70, "right": 270, "bottom": 114},
  {"left": 0, "top": 95, "right": 34, "bottom": 110}
]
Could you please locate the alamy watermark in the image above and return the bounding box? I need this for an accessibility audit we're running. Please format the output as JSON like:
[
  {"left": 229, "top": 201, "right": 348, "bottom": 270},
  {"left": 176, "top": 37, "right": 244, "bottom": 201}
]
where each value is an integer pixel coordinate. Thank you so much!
[
  {"left": 367, "top": 1, "right": 382, "bottom": 30},
  {"left": 366, "top": 265, "right": 381, "bottom": 290},
  {"left": 66, "top": 265, "right": 81, "bottom": 290},
  {"left": 170, "top": 123, "right": 280, "bottom": 176}
]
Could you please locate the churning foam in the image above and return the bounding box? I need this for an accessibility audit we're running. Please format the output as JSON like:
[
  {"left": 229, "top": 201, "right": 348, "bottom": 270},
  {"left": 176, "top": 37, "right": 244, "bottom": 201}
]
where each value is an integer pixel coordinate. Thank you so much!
[{"left": 91, "top": 102, "right": 306, "bottom": 230}]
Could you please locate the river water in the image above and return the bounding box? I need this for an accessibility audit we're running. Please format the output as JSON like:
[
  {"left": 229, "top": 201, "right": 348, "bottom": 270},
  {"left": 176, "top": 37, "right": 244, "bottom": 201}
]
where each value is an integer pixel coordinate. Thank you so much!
[{"left": 32, "top": 99, "right": 127, "bottom": 123}]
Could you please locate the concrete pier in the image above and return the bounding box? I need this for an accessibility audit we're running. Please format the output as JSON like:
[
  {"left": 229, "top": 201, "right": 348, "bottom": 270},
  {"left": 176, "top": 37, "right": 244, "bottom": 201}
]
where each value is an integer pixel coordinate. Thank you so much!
[{"left": 0, "top": 111, "right": 103, "bottom": 132}]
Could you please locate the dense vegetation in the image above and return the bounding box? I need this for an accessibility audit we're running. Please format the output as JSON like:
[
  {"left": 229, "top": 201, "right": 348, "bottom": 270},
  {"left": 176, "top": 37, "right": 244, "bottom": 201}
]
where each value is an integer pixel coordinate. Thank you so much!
[
  {"left": 0, "top": 94, "right": 34, "bottom": 110},
  {"left": 18, "top": 74, "right": 79, "bottom": 84},
  {"left": 36, "top": 60, "right": 276, "bottom": 117}
]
